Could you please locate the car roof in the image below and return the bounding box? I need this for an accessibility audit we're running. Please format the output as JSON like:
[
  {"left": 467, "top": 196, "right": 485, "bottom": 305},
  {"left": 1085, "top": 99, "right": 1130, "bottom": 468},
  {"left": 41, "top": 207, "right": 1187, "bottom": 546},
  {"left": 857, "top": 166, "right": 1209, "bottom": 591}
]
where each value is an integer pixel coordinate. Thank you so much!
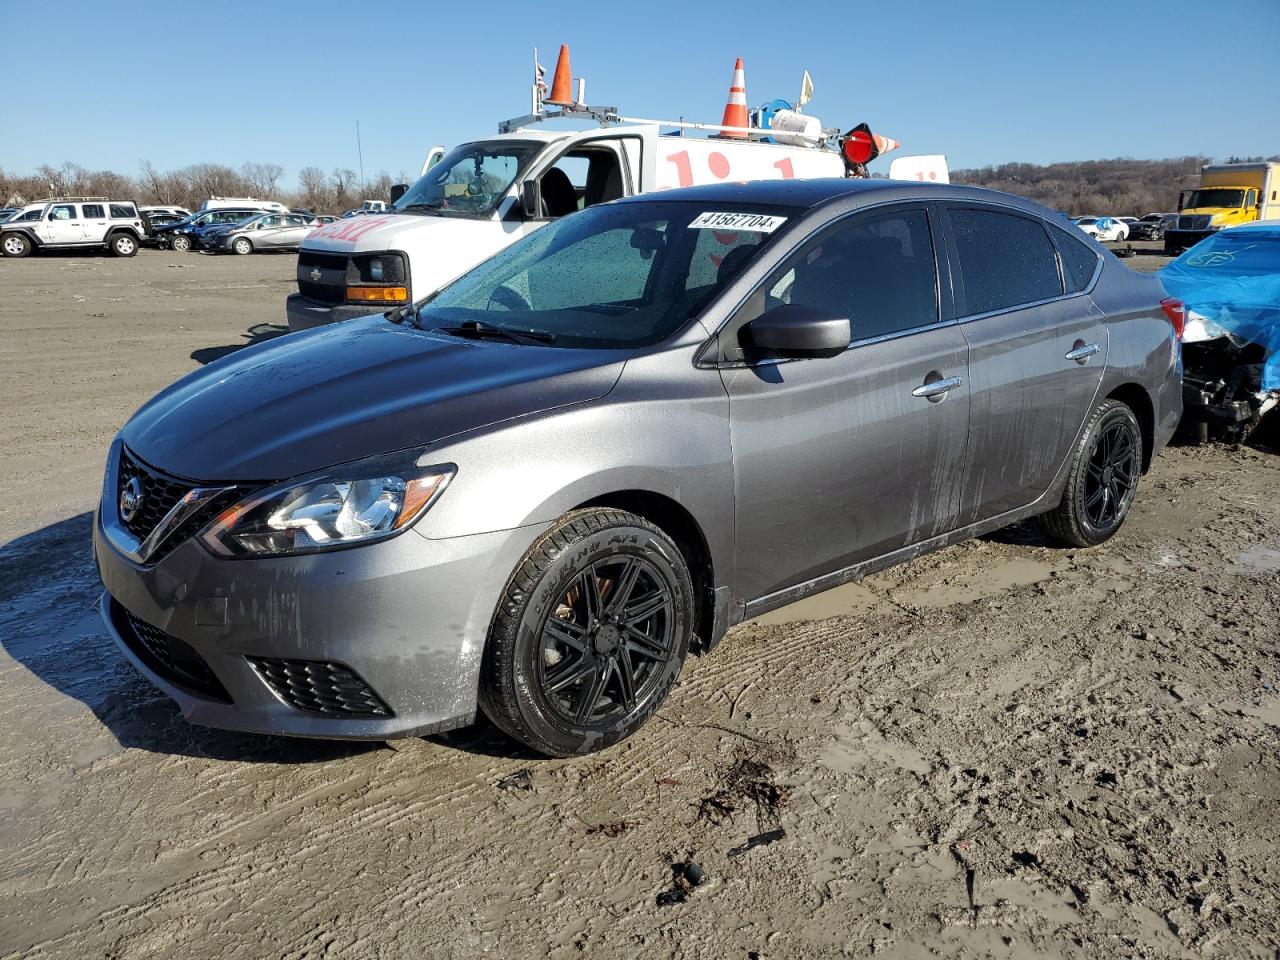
[
  {"left": 1220, "top": 221, "right": 1280, "bottom": 235},
  {"left": 613, "top": 178, "right": 1059, "bottom": 219}
]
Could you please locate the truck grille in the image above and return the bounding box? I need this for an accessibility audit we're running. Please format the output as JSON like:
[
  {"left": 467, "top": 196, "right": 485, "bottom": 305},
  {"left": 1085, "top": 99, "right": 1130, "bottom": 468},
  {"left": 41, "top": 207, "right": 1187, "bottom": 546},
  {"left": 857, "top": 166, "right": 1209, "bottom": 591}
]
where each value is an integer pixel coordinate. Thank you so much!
[
  {"left": 1176, "top": 215, "right": 1212, "bottom": 231},
  {"left": 114, "top": 601, "right": 233, "bottom": 703},
  {"left": 297, "top": 251, "right": 349, "bottom": 304},
  {"left": 247, "top": 656, "right": 393, "bottom": 717}
]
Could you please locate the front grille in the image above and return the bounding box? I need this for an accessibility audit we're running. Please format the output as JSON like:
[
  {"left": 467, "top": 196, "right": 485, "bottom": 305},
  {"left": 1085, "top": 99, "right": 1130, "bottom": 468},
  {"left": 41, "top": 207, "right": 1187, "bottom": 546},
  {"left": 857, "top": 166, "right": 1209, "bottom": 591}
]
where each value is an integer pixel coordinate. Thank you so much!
[
  {"left": 247, "top": 657, "right": 393, "bottom": 718},
  {"left": 115, "top": 602, "right": 232, "bottom": 702},
  {"left": 116, "top": 448, "right": 240, "bottom": 564},
  {"left": 297, "top": 279, "right": 347, "bottom": 304},
  {"left": 1177, "top": 215, "right": 1211, "bottom": 231},
  {"left": 118, "top": 449, "right": 195, "bottom": 541},
  {"left": 297, "top": 250, "right": 350, "bottom": 304}
]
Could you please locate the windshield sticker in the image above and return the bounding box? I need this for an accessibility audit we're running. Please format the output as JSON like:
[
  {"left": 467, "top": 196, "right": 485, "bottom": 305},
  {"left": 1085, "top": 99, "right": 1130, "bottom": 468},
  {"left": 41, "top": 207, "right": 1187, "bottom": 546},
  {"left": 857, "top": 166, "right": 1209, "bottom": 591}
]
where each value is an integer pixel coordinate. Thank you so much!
[{"left": 688, "top": 212, "right": 787, "bottom": 233}]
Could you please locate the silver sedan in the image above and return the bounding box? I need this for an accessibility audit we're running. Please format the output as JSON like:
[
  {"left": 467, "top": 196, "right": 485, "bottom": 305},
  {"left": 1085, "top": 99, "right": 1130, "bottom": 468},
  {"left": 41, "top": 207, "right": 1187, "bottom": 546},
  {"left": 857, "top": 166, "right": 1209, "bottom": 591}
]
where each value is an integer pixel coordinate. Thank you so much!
[{"left": 210, "top": 213, "right": 317, "bottom": 254}]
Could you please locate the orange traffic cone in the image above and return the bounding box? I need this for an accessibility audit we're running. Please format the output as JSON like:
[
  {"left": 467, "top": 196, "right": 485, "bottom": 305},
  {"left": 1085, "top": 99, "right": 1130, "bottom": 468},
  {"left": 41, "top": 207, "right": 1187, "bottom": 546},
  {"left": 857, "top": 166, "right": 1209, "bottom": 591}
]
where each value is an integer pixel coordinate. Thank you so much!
[
  {"left": 546, "top": 44, "right": 573, "bottom": 106},
  {"left": 719, "top": 57, "right": 748, "bottom": 138},
  {"left": 875, "top": 134, "right": 901, "bottom": 154}
]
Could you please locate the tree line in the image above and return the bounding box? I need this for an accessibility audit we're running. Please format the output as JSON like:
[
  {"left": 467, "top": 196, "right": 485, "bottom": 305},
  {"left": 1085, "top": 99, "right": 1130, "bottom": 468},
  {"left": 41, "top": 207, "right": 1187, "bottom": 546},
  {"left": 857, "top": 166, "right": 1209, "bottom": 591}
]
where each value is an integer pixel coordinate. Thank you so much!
[
  {"left": 950, "top": 155, "right": 1279, "bottom": 216},
  {"left": 0, "top": 161, "right": 415, "bottom": 214}
]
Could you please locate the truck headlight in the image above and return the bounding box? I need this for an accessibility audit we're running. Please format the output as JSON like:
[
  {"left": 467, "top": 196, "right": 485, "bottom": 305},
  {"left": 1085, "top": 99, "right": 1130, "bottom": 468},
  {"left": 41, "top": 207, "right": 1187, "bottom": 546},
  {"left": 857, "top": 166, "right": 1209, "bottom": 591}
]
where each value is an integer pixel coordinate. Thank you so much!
[{"left": 201, "top": 454, "right": 454, "bottom": 558}]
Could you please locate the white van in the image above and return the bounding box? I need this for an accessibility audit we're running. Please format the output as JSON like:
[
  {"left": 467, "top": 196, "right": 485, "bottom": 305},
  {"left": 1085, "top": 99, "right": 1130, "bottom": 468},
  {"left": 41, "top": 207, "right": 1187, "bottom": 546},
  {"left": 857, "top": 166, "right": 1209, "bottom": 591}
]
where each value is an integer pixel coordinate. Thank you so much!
[
  {"left": 286, "top": 109, "right": 845, "bottom": 331},
  {"left": 199, "top": 196, "right": 288, "bottom": 214}
]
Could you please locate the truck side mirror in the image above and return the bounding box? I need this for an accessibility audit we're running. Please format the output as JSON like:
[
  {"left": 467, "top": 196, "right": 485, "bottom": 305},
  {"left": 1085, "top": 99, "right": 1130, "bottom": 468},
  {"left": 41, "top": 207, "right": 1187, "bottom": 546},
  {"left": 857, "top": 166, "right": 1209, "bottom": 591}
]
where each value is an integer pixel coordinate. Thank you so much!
[
  {"left": 519, "top": 179, "right": 541, "bottom": 219},
  {"left": 389, "top": 183, "right": 408, "bottom": 204}
]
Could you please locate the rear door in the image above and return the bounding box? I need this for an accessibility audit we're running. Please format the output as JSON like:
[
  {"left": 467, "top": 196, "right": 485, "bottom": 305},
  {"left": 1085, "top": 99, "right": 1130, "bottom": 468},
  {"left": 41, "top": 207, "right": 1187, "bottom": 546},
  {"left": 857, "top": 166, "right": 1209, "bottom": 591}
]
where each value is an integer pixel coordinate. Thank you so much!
[
  {"left": 719, "top": 203, "right": 970, "bottom": 606},
  {"left": 943, "top": 204, "right": 1107, "bottom": 523},
  {"left": 80, "top": 203, "right": 108, "bottom": 241}
]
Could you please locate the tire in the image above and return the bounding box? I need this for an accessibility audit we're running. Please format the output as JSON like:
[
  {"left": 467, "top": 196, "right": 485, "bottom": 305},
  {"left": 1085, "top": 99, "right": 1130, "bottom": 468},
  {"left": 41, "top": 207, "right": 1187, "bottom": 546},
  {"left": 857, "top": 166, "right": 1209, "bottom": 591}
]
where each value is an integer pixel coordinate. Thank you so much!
[
  {"left": 171, "top": 234, "right": 192, "bottom": 252},
  {"left": 479, "top": 508, "right": 695, "bottom": 757},
  {"left": 1, "top": 232, "right": 32, "bottom": 258},
  {"left": 1039, "top": 399, "right": 1143, "bottom": 548},
  {"left": 109, "top": 233, "right": 138, "bottom": 257},
  {"left": 232, "top": 237, "right": 253, "bottom": 256}
]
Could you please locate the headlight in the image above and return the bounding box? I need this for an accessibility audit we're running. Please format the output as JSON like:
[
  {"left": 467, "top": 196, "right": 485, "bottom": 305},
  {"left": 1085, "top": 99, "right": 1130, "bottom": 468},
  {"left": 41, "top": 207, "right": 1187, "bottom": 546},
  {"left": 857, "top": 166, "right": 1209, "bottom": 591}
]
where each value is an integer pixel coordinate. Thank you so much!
[
  {"left": 1181, "top": 312, "right": 1229, "bottom": 344},
  {"left": 201, "top": 454, "right": 454, "bottom": 558}
]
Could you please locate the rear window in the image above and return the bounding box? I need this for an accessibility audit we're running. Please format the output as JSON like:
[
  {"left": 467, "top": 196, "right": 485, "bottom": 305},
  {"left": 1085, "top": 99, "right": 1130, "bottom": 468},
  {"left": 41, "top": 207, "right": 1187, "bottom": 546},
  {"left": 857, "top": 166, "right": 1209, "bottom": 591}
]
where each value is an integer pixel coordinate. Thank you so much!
[
  {"left": 949, "top": 208, "right": 1063, "bottom": 315},
  {"left": 109, "top": 203, "right": 136, "bottom": 219},
  {"left": 1054, "top": 228, "right": 1100, "bottom": 292}
]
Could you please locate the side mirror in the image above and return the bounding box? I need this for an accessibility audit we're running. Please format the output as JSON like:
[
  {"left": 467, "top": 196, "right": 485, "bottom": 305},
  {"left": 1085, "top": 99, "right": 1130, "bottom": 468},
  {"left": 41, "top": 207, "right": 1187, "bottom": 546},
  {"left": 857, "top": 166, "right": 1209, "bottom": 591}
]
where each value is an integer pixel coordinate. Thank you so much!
[
  {"left": 519, "top": 179, "right": 541, "bottom": 219},
  {"left": 744, "top": 304, "right": 851, "bottom": 359},
  {"left": 390, "top": 183, "right": 408, "bottom": 203}
]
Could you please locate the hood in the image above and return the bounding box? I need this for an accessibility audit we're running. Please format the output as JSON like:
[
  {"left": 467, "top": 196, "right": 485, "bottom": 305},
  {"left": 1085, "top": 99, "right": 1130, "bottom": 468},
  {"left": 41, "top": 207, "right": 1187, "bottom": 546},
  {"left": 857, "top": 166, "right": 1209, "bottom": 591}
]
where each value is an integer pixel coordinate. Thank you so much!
[
  {"left": 120, "top": 316, "right": 629, "bottom": 482},
  {"left": 302, "top": 212, "right": 495, "bottom": 254}
]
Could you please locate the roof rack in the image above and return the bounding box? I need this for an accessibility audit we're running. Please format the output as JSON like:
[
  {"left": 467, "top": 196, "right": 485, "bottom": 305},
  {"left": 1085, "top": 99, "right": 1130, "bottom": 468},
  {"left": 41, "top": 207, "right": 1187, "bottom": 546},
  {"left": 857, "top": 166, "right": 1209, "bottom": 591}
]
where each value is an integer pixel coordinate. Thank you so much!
[
  {"left": 36, "top": 196, "right": 110, "bottom": 203},
  {"left": 498, "top": 103, "right": 839, "bottom": 149}
]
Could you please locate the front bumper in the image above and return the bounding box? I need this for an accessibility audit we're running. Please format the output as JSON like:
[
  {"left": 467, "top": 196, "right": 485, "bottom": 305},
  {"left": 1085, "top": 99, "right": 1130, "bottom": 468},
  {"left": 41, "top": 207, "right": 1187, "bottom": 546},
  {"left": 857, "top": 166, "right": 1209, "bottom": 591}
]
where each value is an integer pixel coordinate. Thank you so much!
[
  {"left": 286, "top": 292, "right": 385, "bottom": 332},
  {"left": 94, "top": 506, "right": 547, "bottom": 739}
]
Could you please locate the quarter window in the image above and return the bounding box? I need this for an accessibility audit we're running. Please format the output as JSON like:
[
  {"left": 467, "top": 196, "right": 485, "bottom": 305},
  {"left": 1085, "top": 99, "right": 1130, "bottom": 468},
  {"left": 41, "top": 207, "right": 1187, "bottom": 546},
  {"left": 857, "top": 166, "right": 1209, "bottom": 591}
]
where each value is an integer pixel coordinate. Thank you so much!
[
  {"left": 1054, "top": 227, "right": 1100, "bottom": 293},
  {"left": 82, "top": 204, "right": 105, "bottom": 219},
  {"left": 734, "top": 207, "right": 939, "bottom": 344},
  {"left": 948, "top": 208, "right": 1063, "bottom": 315},
  {"left": 109, "top": 203, "right": 136, "bottom": 219}
]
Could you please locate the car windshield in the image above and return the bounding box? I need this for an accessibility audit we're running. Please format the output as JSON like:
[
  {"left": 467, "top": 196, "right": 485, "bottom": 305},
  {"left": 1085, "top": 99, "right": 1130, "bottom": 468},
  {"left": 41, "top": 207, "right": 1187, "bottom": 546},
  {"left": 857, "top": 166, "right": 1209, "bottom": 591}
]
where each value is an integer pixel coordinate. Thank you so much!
[
  {"left": 1174, "top": 233, "right": 1280, "bottom": 276},
  {"left": 1076, "top": 218, "right": 1097, "bottom": 225},
  {"left": 415, "top": 201, "right": 797, "bottom": 349},
  {"left": 1184, "top": 189, "right": 1246, "bottom": 209},
  {"left": 392, "top": 140, "right": 542, "bottom": 218}
]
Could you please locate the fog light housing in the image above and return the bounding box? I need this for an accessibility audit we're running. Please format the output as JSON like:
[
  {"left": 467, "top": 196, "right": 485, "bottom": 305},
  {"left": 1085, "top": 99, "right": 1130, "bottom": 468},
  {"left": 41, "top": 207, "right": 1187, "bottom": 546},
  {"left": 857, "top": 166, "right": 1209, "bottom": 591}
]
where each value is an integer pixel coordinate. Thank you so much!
[{"left": 346, "top": 286, "right": 408, "bottom": 303}]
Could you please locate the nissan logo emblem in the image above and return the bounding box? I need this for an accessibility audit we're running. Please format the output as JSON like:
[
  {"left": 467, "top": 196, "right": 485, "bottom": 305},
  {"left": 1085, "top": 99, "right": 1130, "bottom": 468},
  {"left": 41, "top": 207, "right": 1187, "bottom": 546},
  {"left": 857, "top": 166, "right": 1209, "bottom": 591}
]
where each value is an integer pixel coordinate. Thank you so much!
[{"left": 119, "top": 476, "right": 143, "bottom": 523}]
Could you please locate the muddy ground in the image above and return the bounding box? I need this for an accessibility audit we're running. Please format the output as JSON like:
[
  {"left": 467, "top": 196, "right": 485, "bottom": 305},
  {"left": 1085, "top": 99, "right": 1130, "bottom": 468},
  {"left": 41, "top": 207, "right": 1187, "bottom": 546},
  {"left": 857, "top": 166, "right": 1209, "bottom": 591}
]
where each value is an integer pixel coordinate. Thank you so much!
[{"left": 1, "top": 246, "right": 1277, "bottom": 959}]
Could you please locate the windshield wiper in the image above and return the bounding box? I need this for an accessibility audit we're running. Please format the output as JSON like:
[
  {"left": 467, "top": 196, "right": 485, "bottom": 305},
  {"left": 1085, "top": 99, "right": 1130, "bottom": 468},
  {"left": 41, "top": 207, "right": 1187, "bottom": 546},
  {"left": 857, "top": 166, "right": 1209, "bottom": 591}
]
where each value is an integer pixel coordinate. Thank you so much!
[
  {"left": 433, "top": 319, "right": 557, "bottom": 346},
  {"left": 399, "top": 201, "right": 446, "bottom": 213}
]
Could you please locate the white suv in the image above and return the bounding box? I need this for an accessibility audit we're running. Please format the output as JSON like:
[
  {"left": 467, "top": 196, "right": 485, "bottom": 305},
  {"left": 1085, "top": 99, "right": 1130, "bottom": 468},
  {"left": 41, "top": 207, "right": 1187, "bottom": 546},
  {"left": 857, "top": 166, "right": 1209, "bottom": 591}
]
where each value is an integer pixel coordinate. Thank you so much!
[{"left": 0, "top": 197, "right": 147, "bottom": 258}]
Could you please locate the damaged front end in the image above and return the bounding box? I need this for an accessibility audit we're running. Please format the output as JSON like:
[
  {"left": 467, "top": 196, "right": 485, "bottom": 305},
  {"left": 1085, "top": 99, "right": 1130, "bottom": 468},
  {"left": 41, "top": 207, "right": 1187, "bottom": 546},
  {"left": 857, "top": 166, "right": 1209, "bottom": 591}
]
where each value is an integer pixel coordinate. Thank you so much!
[{"left": 1181, "top": 327, "right": 1279, "bottom": 443}]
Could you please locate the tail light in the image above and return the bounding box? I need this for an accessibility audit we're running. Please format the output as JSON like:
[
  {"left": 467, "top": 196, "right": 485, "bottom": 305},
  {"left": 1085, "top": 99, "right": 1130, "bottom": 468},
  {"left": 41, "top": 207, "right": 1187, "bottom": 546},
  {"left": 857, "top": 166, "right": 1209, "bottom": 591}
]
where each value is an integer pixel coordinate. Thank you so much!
[{"left": 1160, "top": 297, "right": 1185, "bottom": 340}]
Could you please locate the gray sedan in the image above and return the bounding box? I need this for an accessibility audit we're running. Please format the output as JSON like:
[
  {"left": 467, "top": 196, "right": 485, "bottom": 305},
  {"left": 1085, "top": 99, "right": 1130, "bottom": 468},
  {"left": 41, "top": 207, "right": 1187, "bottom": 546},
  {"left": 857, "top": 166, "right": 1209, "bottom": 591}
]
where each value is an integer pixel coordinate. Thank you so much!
[
  {"left": 208, "top": 212, "right": 316, "bottom": 254},
  {"left": 94, "top": 179, "right": 1182, "bottom": 757}
]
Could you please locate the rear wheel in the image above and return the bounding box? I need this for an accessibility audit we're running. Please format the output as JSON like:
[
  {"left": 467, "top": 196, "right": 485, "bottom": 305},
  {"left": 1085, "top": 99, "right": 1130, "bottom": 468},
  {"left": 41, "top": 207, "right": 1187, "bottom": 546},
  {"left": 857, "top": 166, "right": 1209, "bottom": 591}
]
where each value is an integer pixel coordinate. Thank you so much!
[
  {"left": 232, "top": 237, "right": 253, "bottom": 255},
  {"left": 479, "top": 508, "right": 694, "bottom": 757},
  {"left": 171, "top": 234, "right": 192, "bottom": 252},
  {"left": 1, "top": 232, "right": 32, "bottom": 258},
  {"left": 109, "top": 233, "right": 137, "bottom": 257},
  {"left": 1040, "top": 399, "right": 1143, "bottom": 547}
]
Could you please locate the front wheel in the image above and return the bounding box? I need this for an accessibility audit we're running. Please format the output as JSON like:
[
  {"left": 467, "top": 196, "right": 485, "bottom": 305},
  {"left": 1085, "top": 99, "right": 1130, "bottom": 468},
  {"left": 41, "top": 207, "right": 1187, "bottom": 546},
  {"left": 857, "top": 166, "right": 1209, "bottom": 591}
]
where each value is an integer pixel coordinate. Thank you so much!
[
  {"left": 232, "top": 237, "right": 253, "bottom": 255},
  {"left": 479, "top": 508, "right": 694, "bottom": 757},
  {"left": 1, "top": 232, "right": 32, "bottom": 258},
  {"left": 110, "top": 233, "right": 137, "bottom": 257},
  {"left": 1039, "top": 399, "right": 1142, "bottom": 547},
  {"left": 171, "top": 234, "right": 192, "bottom": 252}
]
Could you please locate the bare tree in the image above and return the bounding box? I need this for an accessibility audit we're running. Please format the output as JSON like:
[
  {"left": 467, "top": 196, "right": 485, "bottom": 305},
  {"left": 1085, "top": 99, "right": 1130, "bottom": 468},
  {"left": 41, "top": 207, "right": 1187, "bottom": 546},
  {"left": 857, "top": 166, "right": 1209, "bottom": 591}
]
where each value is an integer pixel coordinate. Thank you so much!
[{"left": 241, "top": 162, "right": 284, "bottom": 197}]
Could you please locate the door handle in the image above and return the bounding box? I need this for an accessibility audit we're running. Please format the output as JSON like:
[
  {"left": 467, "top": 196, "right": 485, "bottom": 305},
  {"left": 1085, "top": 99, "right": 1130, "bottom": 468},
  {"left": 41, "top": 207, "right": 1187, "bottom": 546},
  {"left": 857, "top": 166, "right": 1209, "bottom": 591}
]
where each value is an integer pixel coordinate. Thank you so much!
[
  {"left": 1065, "top": 341, "right": 1100, "bottom": 364},
  {"left": 912, "top": 375, "right": 962, "bottom": 401}
]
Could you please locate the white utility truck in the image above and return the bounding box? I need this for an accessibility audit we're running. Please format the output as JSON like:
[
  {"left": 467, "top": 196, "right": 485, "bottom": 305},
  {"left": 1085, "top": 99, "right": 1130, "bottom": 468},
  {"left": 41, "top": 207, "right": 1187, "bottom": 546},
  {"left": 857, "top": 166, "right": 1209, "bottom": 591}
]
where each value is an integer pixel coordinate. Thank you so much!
[{"left": 286, "top": 104, "right": 848, "bottom": 331}]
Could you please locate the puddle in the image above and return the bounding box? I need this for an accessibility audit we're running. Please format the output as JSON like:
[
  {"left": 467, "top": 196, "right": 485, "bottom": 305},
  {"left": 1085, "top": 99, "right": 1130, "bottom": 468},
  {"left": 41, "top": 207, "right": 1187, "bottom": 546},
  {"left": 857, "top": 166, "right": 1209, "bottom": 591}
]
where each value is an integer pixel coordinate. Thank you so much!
[
  {"left": 906, "top": 557, "right": 1058, "bottom": 609},
  {"left": 1231, "top": 544, "right": 1280, "bottom": 576},
  {"left": 752, "top": 580, "right": 881, "bottom": 625}
]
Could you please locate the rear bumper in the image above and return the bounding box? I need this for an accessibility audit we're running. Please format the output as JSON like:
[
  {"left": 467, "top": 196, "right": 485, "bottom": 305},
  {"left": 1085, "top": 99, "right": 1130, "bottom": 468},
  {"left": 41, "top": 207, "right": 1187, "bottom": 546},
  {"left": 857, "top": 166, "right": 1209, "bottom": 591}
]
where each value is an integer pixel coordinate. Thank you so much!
[
  {"left": 1165, "top": 229, "right": 1214, "bottom": 249},
  {"left": 286, "top": 293, "right": 384, "bottom": 332}
]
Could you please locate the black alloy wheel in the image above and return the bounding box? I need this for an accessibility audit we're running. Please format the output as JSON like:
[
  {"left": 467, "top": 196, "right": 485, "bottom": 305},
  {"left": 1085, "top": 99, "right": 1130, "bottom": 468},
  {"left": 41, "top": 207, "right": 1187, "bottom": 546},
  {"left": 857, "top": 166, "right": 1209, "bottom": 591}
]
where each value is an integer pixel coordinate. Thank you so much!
[{"left": 480, "top": 508, "right": 694, "bottom": 756}]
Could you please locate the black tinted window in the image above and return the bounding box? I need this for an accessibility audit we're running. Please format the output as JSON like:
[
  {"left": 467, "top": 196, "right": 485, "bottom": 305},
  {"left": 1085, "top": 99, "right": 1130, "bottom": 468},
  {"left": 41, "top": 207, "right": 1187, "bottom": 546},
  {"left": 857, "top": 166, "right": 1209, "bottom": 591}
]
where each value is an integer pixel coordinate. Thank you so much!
[
  {"left": 109, "top": 203, "right": 136, "bottom": 219},
  {"left": 82, "top": 204, "right": 105, "bottom": 218},
  {"left": 747, "top": 207, "right": 938, "bottom": 342},
  {"left": 1054, "top": 227, "right": 1100, "bottom": 292},
  {"left": 949, "top": 209, "right": 1063, "bottom": 315}
]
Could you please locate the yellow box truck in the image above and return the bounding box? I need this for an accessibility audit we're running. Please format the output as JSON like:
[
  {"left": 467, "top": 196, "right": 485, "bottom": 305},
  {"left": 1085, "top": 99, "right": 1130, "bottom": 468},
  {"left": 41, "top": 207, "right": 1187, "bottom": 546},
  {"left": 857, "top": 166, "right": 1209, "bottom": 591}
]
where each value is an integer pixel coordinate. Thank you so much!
[{"left": 1165, "top": 161, "right": 1280, "bottom": 253}]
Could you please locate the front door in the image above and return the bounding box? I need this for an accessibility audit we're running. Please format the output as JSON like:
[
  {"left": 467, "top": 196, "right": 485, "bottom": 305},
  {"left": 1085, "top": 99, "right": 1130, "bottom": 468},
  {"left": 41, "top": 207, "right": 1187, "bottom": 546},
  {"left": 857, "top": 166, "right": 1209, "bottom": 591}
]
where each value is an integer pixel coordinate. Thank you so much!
[
  {"left": 39, "top": 204, "right": 83, "bottom": 244},
  {"left": 719, "top": 204, "right": 970, "bottom": 604},
  {"left": 942, "top": 205, "right": 1108, "bottom": 523}
]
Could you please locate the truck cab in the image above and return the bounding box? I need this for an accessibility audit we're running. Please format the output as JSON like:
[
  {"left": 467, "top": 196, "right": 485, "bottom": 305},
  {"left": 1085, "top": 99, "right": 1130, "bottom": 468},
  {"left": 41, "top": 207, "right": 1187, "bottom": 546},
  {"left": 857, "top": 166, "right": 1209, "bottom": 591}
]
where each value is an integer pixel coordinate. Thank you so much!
[
  {"left": 1165, "top": 162, "right": 1279, "bottom": 254},
  {"left": 287, "top": 121, "right": 845, "bottom": 331}
]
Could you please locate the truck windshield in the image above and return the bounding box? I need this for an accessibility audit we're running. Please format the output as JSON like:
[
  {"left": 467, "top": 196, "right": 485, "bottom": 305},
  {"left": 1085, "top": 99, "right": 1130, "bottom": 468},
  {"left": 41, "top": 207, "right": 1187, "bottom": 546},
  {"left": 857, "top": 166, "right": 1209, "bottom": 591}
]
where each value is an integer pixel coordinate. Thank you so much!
[
  {"left": 415, "top": 200, "right": 797, "bottom": 349},
  {"left": 392, "top": 141, "right": 541, "bottom": 218},
  {"left": 1184, "top": 189, "right": 1247, "bottom": 210}
]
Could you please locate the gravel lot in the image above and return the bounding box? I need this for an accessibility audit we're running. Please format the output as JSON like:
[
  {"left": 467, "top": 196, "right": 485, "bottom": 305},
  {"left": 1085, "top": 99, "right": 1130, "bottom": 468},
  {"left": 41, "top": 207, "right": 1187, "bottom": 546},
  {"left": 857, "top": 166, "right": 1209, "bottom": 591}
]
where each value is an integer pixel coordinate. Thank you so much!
[{"left": 1, "top": 246, "right": 1277, "bottom": 959}]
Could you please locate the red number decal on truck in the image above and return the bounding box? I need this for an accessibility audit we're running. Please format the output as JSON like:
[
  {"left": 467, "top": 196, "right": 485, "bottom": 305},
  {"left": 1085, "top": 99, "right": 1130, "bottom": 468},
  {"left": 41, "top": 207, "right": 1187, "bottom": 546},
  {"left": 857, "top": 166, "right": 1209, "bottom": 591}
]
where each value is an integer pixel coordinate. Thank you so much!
[
  {"left": 773, "top": 158, "right": 795, "bottom": 179},
  {"left": 666, "top": 151, "right": 693, "bottom": 188}
]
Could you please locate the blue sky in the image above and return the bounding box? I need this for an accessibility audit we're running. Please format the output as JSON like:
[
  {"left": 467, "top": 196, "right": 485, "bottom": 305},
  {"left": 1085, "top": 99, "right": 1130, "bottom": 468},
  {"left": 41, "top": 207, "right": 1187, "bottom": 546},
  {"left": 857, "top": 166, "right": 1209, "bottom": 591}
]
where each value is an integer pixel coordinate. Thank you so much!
[{"left": 1, "top": 0, "right": 1276, "bottom": 186}]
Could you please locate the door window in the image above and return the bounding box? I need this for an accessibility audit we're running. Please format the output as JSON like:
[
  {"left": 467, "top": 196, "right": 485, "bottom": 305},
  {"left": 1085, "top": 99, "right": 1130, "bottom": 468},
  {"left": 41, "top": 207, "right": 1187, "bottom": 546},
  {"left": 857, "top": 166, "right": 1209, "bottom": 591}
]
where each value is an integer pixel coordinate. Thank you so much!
[
  {"left": 49, "top": 205, "right": 76, "bottom": 221},
  {"left": 948, "top": 208, "right": 1063, "bottom": 316},
  {"left": 731, "top": 206, "right": 940, "bottom": 345},
  {"left": 257, "top": 215, "right": 282, "bottom": 228},
  {"left": 82, "top": 204, "right": 105, "bottom": 219}
]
